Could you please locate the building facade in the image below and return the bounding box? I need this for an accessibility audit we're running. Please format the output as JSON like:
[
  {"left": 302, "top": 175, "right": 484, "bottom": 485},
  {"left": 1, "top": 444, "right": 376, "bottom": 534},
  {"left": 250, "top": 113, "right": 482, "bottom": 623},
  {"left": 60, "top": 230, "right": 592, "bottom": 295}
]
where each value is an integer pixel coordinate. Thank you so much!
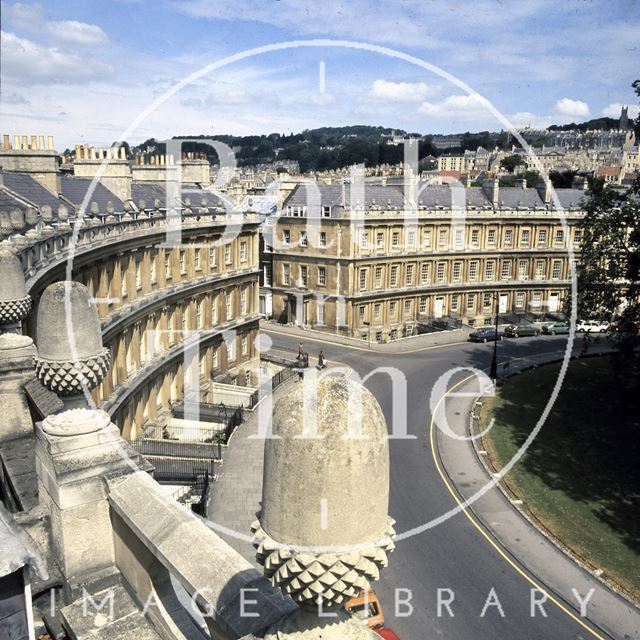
[{"left": 269, "top": 180, "right": 585, "bottom": 342}]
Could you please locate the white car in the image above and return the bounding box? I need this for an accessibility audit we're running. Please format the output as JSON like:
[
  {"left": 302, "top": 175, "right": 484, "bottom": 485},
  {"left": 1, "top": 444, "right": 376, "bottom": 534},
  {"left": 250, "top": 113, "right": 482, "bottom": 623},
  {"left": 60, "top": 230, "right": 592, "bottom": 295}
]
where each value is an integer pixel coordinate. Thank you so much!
[{"left": 576, "top": 320, "right": 609, "bottom": 333}]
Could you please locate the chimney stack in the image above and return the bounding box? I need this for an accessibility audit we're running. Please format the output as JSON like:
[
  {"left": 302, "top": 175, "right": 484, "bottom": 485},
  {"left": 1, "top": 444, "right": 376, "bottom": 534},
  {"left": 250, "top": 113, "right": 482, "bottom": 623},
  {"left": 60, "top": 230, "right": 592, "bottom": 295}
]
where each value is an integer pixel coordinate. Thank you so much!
[{"left": 482, "top": 178, "right": 500, "bottom": 206}]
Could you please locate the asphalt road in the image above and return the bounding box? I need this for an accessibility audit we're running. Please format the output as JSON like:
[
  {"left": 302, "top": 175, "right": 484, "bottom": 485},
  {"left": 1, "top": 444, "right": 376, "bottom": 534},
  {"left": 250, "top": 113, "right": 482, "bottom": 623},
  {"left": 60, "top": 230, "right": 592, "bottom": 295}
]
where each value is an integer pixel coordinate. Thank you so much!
[{"left": 264, "top": 328, "right": 616, "bottom": 640}]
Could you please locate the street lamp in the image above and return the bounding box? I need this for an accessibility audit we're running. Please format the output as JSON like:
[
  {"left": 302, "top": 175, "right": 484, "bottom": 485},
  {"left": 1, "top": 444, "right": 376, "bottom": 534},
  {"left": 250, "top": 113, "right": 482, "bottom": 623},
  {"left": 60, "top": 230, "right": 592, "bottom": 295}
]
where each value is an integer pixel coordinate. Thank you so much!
[
  {"left": 489, "top": 291, "right": 499, "bottom": 381},
  {"left": 363, "top": 321, "right": 371, "bottom": 349}
]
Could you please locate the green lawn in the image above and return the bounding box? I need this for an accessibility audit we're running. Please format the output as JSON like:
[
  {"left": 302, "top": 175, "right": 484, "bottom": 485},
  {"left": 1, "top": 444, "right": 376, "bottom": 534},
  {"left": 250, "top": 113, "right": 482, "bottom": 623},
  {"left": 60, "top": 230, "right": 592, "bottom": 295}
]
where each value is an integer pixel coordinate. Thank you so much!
[{"left": 481, "top": 357, "right": 640, "bottom": 600}]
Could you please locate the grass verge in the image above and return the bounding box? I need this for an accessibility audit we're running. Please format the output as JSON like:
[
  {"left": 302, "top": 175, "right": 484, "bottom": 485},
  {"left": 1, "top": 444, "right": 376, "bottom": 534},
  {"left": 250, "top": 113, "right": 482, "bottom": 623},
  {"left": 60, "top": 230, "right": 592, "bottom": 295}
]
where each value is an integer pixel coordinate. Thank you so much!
[{"left": 481, "top": 356, "right": 640, "bottom": 600}]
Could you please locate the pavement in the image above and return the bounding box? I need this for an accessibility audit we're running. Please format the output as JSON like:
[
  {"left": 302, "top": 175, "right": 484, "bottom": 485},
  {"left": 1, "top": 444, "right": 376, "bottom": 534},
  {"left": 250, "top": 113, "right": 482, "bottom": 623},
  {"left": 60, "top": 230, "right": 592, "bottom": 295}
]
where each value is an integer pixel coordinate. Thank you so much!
[{"left": 205, "top": 324, "right": 639, "bottom": 639}]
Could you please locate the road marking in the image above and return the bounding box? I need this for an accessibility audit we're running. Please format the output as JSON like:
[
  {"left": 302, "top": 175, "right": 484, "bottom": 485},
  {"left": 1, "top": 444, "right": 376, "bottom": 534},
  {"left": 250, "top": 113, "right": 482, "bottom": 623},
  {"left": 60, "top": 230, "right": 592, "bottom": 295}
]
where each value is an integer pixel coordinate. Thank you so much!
[{"left": 429, "top": 374, "right": 608, "bottom": 640}]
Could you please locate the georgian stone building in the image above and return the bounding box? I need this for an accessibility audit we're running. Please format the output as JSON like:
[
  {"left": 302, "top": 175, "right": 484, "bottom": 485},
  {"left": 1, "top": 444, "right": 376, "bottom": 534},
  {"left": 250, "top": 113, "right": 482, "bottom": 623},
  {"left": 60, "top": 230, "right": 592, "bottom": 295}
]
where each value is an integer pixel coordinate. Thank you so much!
[
  {"left": 0, "top": 135, "right": 261, "bottom": 440},
  {"left": 269, "top": 179, "right": 586, "bottom": 341}
]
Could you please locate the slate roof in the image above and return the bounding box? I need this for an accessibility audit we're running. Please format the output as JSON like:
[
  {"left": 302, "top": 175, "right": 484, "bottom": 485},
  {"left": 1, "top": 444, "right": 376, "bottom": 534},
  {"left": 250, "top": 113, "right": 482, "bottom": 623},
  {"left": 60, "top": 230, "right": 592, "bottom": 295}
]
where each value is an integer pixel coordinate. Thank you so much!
[
  {"left": 60, "top": 176, "right": 122, "bottom": 214},
  {"left": 497, "top": 187, "right": 546, "bottom": 209},
  {"left": 0, "top": 170, "right": 67, "bottom": 212},
  {"left": 131, "top": 182, "right": 166, "bottom": 210}
]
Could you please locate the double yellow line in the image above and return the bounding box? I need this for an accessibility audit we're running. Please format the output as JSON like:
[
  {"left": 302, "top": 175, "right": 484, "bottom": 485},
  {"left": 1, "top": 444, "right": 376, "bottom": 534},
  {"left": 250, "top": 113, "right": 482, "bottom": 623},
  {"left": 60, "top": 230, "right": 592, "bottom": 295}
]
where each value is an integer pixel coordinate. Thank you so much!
[{"left": 429, "top": 374, "right": 608, "bottom": 640}]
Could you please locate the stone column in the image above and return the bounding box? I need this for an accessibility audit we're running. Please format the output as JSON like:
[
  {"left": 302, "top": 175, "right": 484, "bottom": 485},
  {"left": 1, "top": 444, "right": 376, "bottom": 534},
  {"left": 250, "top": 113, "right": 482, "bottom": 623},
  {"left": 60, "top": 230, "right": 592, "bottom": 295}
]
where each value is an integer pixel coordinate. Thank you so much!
[{"left": 0, "top": 248, "right": 32, "bottom": 334}]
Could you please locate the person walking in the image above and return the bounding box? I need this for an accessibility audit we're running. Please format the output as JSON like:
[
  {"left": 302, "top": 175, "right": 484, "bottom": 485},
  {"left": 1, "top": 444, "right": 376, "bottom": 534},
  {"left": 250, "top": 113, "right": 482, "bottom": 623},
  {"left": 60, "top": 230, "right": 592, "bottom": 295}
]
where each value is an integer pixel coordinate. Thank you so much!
[{"left": 318, "top": 350, "right": 326, "bottom": 369}]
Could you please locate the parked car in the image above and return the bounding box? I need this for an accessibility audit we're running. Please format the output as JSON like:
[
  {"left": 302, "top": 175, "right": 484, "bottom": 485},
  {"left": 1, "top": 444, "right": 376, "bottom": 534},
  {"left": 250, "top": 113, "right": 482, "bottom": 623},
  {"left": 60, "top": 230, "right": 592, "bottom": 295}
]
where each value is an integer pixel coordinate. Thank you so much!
[
  {"left": 375, "top": 628, "right": 402, "bottom": 639},
  {"left": 541, "top": 321, "right": 570, "bottom": 335},
  {"left": 576, "top": 320, "right": 609, "bottom": 333},
  {"left": 608, "top": 319, "right": 639, "bottom": 334},
  {"left": 504, "top": 324, "right": 540, "bottom": 338},
  {"left": 344, "top": 589, "right": 384, "bottom": 629},
  {"left": 468, "top": 327, "right": 505, "bottom": 343}
]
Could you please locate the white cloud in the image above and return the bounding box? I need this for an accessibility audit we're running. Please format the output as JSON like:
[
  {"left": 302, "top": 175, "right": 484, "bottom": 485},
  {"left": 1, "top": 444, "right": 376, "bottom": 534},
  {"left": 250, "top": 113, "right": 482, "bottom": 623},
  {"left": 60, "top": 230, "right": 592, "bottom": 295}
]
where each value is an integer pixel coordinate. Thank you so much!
[
  {"left": 601, "top": 102, "right": 639, "bottom": 119},
  {"left": 1, "top": 30, "right": 114, "bottom": 83},
  {"left": 418, "top": 94, "right": 487, "bottom": 120},
  {"left": 312, "top": 93, "right": 336, "bottom": 106},
  {"left": 5, "top": 2, "right": 44, "bottom": 29},
  {"left": 554, "top": 98, "right": 589, "bottom": 117},
  {"left": 369, "top": 79, "right": 430, "bottom": 102},
  {"left": 45, "top": 20, "right": 108, "bottom": 45}
]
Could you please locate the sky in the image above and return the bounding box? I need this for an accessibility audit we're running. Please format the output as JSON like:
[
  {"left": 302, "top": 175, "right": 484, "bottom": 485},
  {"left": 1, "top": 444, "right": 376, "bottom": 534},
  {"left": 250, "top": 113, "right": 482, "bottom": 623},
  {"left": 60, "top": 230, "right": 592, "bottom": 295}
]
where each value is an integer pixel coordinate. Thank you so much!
[{"left": 1, "top": 0, "right": 639, "bottom": 150}]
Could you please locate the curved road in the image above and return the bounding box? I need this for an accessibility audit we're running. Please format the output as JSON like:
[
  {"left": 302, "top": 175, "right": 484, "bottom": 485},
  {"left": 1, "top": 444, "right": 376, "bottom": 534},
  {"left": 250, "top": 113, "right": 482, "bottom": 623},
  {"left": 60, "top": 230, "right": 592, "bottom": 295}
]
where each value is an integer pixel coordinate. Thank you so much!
[{"left": 263, "top": 327, "right": 626, "bottom": 640}]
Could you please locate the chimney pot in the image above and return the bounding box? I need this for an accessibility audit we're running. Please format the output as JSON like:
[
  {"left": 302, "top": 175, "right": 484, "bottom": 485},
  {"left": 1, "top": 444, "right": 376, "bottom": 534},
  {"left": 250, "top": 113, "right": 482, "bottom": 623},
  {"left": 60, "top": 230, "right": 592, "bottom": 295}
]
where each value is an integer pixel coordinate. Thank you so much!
[
  {"left": 39, "top": 135, "right": 45, "bottom": 150},
  {"left": 21, "top": 136, "right": 28, "bottom": 150},
  {"left": 2, "top": 135, "right": 9, "bottom": 150},
  {"left": 47, "top": 135, "right": 54, "bottom": 150},
  {"left": 31, "top": 135, "right": 37, "bottom": 150}
]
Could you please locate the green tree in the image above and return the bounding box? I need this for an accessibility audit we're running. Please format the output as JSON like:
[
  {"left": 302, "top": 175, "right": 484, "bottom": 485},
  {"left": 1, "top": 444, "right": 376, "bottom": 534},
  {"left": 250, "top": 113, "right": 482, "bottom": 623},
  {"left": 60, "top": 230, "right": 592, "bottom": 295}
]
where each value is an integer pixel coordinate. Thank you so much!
[{"left": 500, "top": 154, "right": 525, "bottom": 173}]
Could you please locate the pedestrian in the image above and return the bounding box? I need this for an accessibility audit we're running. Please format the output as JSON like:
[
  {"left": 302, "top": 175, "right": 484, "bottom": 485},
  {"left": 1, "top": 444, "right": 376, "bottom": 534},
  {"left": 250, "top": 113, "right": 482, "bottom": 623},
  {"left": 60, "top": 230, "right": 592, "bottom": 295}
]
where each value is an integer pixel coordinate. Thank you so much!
[
  {"left": 318, "top": 350, "right": 326, "bottom": 369},
  {"left": 297, "top": 341, "right": 304, "bottom": 360}
]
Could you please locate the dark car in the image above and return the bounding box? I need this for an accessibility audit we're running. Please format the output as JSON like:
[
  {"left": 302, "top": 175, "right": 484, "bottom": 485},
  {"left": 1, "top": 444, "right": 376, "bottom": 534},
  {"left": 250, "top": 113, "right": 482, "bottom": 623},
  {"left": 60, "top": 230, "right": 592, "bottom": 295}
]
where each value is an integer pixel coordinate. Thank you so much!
[
  {"left": 468, "top": 327, "right": 505, "bottom": 343},
  {"left": 541, "top": 321, "right": 570, "bottom": 335},
  {"left": 504, "top": 324, "right": 540, "bottom": 338}
]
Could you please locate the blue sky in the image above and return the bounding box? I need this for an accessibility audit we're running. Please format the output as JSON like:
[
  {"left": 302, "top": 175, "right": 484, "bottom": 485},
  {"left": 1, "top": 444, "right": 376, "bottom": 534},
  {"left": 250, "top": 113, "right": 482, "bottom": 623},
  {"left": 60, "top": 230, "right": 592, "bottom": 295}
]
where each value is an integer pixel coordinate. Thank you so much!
[{"left": 1, "top": 0, "right": 639, "bottom": 149}]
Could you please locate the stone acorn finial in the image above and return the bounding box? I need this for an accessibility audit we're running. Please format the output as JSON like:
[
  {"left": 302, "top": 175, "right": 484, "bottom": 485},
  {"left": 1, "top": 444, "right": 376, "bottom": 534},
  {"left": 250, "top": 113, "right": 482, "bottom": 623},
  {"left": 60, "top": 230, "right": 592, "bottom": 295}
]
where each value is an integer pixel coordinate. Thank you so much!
[
  {"left": 251, "top": 374, "right": 395, "bottom": 612},
  {"left": 0, "top": 248, "right": 32, "bottom": 330},
  {"left": 34, "top": 281, "right": 110, "bottom": 398}
]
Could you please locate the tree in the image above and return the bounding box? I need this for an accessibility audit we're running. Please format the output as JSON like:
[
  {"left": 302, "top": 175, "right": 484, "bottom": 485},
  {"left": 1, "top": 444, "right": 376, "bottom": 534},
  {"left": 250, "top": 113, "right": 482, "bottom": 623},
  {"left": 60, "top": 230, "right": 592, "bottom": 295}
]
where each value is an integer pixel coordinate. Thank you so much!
[{"left": 500, "top": 154, "right": 525, "bottom": 173}]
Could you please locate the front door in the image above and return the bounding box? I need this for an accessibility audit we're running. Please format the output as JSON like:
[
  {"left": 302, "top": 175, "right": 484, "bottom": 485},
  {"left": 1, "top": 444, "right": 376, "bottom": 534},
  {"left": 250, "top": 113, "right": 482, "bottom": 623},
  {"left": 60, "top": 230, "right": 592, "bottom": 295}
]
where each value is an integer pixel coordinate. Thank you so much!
[
  {"left": 499, "top": 294, "right": 508, "bottom": 314},
  {"left": 434, "top": 297, "right": 444, "bottom": 318},
  {"left": 548, "top": 293, "right": 559, "bottom": 312}
]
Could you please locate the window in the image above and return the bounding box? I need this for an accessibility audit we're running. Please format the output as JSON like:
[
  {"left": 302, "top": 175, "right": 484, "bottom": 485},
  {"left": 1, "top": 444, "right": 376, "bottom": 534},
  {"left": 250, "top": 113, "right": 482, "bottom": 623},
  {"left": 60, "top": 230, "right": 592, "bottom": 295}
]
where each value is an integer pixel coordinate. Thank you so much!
[
  {"left": 300, "top": 231, "right": 308, "bottom": 247},
  {"left": 212, "top": 348, "right": 218, "bottom": 370},
  {"left": 300, "top": 265, "right": 308, "bottom": 287},
  {"left": 245, "top": 370, "right": 252, "bottom": 386},
  {"left": 242, "top": 336, "right": 248, "bottom": 355},
  {"left": 532, "top": 292, "right": 542, "bottom": 308},
  {"left": 574, "top": 230, "right": 583, "bottom": 245},
  {"left": 423, "top": 229, "right": 432, "bottom": 247},
  {"left": 515, "top": 292, "right": 525, "bottom": 308},
  {"left": 419, "top": 296, "right": 427, "bottom": 314},
  {"left": 318, "top": 266, "right": 326, "bottom": 286},
  {"left": 389, "top": 301, "right": 397, "bottom": 317},
  {"left": 452, "top": 262, "right": 462, "bottom": 282},
  {"left": 555, "top": 229, "right": 564, "bottom": 244},
  {"left": 226, "top": 292, "right": 233, "bottom": 319},
  {"left": 376, "top": 232, "right": 384, "bottom": 249},
  {"left": 196, "top": 300, "right": 203, "bottom": 328},
  {"left": 483, "top": 292, "right": 492, "bottom": 308},
  {"left": 501, "top": 261, "right": 511, "bottom": 280},
  {"left": 454, "top": 228, "right": 463, "bottom": 247},
  {"left": 487, "top": 229, "right": 496, "bottom": 245},
  {"left": 209, "top": 246, "right": 217, "bottom": 269},
  {"left": 535, "top": 259, "right": 545, "bottom": 280},
  {"left": 240, "top": 241, "right": 247, "bottom": 262},
  {"left": 317, "top": 301, "right": 325, "bottom": 324},
  {"left": 226, "top": 338, "right": 236, "bottom": 362},
  {"left": 421, "top": 262, "right": 431, "bottom": 284},
  {"left": 467, "top": 293, "right": 476, "bottom": 310},
  {"left": 436, "top": 262, "right": 446, "bottom": 283},
  {"left": 406, "top": 264, "right": 414, "bottom": 285},
  {"left": 504, "top": 229, "right": 513, "bottom": 245},
  {"left": 438, "top": 229, "right": 447, "bottom": 245},
  {"left": 181, "top": 306, "right": 188, "bottom": 332},
  {"left": 407, "top": 231, "right": 416, "bottom": 247},
  {"left": 552, "top": 260, "right": 562, "bottom": 279},
  {"left": 538, "top": 229, "right": 547, "bottom": 245},
  {"left": 240, "top": 288, "right": 247, "bottom": 314},
  {"left": 283, "top": 263, "right": 290, "bottom": 286},
  {"left": 451, "top": 295, "right": 459, "bottom": 311},
  {"left": 135, "top": 261, "right": 142, "bottom": 289},
  {"left": 224, "top": 244, "right": 232, "bottom": 264},
  {"left": 360, "top": 231, "right": 369, "bottom": 249},
  {"left": 373, "top": 303, "right": 381, "bottom": 321},
  {"left": 319, "top": 232, "right": 327, "bottom": 248},
  {"left": 194, "top": 248, "right": 201, "bottom": 270},
  {"left": 518, "top": 259, "right": 528, "bottom": 280},
  {"left": 392, "top": 231, "right": 400, "bottom": 248},
  {"left": 264, "top": 264, "right": 272, "bottom": 286},
  {"left": 390, "top": 265, "right": 398, "bottom": 287},
  {"left": 121, "top": 267, "right": 127, "bottom": 297},
  {"left": 322, "top": 205, "right": 331, "bottom": 218},
  {"left": 359, "top": 268, "right": 367, "bottom": 290},
  {"left": 165, "top": 253, "right": 171, "bottom": 279},
  {"left": 359, "top": 305, "right": 365, "bottom": 321},
  {"left": 404, "top": 299, "right": 412, "bottom": 315},
  {"left": 150, "top": 257, "right": 157, "bottom": 284},
  {"left": 485, "top": 261, "right": 495, "bottom": 281},
  {"left": 211, "top": 296, "right": 217, "bottom": 324},
  {"left": 283, "top": 229, "right": 291, "bottom": 244},
  {"left": 471, "top": 229, "right": 479, "bottom": 245},
  {"left": 469, "top": 261, "right": 478, "bottom": 281},
  {"left": 374, "top": 266, "right": 383, "bottom": 288},
  {"left": 521, "top": 229, "right": 530, "bottom": 246},
  {"left": 179, "top": 251, "right": 186, "bottom": 274}
]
